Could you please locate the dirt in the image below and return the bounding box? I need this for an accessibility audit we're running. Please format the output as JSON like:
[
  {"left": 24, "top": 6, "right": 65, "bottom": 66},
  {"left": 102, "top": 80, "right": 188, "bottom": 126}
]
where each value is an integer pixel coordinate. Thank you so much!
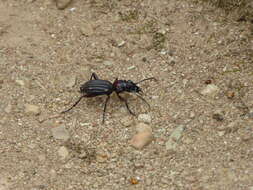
[{"left": 0, "top": 0, "right": 253, "bottom": 189}]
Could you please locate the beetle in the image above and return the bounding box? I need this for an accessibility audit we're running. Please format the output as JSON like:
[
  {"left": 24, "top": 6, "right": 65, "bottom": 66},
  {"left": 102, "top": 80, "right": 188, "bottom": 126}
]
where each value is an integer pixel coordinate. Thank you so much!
[{"left": 61, "top": 73, "right": 156, "bottom": 123}]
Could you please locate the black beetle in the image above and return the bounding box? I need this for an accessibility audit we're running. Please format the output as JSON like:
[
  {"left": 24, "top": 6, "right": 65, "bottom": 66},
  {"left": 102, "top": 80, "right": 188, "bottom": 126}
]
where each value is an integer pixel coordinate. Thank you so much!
[{"left": 61, "top": 73, "right": 156, "bottom": 123}]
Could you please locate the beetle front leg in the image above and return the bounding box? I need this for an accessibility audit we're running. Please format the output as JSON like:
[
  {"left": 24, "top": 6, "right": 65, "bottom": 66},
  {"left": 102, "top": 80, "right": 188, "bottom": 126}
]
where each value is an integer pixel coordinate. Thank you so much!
[
  {"left": 116, "top": 93, "right": 136, "bottom": 116},
  {"left": 102, "top": 95, "right": 110, "bottom": 123},
  {"left": 90, "top": 73, "right": 99, "bottom": 80}
]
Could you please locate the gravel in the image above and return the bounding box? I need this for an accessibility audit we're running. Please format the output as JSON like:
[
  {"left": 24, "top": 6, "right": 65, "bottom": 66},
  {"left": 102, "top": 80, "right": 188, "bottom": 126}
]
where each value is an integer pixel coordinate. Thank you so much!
[{"left": 51, "top": 126, "right": 70, "bottom": 141}]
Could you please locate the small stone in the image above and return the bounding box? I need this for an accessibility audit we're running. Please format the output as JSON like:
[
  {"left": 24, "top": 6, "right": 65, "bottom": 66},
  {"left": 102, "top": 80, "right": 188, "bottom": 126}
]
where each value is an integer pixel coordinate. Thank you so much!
[
  {"left": 58, "top": 146, "right": 69, "bottom": 159},
  {"left": 128, "top": 66, "right": 136, "bottom": 70},
  {"left": 79, "top": 152, "right": 87, "bottom": 159},
  {"left": 69, "top": 7, "right": 76, "bottom": 12},
  {"left": 4, "top": 104, "right": 12, "bottom": 113},
  {"left": 200, "top": 84, "right": 220, "bottom": 98},
  {"left": 135, "top": 123, "right": 152, "bottom": 133},
  {"left": 182, "top": 79, "right": 188, "bottom": 87},
  {"left": 247, "top": 112, "right": 253, "bottom": 119},
  {"left": 0, "top": 175, "right": 10, "bottom": 189},
  {"left": 118, "top": 41, "right": 126, "bottom": 47},
  {"left": 151, "top": 96, "right": 159, "bottom": 99},
  {"left": 16, "top": 79, "right": 25, "bottom": 86},
  {"left": 120, "top": 116, "right": 133, "bottom": 127},
  {"left": 65, "top": 75, "right": 76, "bottom": 88},
  {"left": 130, "top": 131, "right": 153, "bottom": 149},
  {"left": 189, "top": 111, "right": 195, "bottom": 118},
  {"left": 212, "top": 113, "right": 224, "bottom": 121},
  {"left": 129, "top": 177, "right": 139, "bottom": 185},
  {"left": 55, "top": 0, "right": 72, "bottom": 10},
  {"left": 80, "top": 23, "right": 93, "bottom": 36},
  {"left": 226, "top": 90, "right": 235, "bottom": 99},
  {"left": 103, "top": 60, "right": 113, "bottom": 66},
  {"left": 165, "top": 125, "right": 184, "bottom": 151},
  {"left": 218, "top": 131, "right": 225, "bottom": 136},
  {"left": 138, "top": 114, "right": 151, "bottom": 123},
  {"left": 204, "top": 79, "right": 212, "bottom": 85},
  {"left": 96, "top": 154, "right": 108, "bottom": 163},
  {"left": 51, "top": 126, "right": 70, "bottom": 141},
  {"left": 38, "top": 154, "right": 46, "bottom": 162},
  {"left": 24, "top": 104, "right": 41, "bottom": 115}
]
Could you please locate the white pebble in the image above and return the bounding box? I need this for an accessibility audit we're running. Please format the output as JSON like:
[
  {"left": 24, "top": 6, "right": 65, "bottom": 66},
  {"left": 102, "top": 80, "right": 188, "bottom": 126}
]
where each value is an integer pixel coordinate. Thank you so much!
[
  {"left": 128, "top": 66, "right": 136, "bottom": 70},
  {"left": 58, "top": 146, "right": 69, "bottom": 159},
  {"left": 200, "top": 84, "right": 220, "bottom": 98},
  {"left": 118, "top": 41, "right": 126, "bottom": 47},
  {"left": 51, "top": 126, "right": 70, "bottom": 141},
  {"left": 120, "top": 116, "right": 133, "bottom": 127},
  {"left": 24, "top": 104, "right": 41, "bottom": 115},
  {"left": 138, "top": 114, "right": 152, "bottom": 123},
  {"left": 15, "top": 79, "right": 25, "bottom": 86}
]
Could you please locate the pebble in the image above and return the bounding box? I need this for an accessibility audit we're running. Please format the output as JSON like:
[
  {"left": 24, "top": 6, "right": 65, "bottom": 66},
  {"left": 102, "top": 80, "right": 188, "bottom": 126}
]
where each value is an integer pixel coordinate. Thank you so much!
[
  {"left": 55, "top": 0, "right": 72, "bottom": 10},
  {"left": 65, "top": 75, "right": 76, "bottom": 88},
  {"left": 130, "top": 131, "right": 153, "bottom": 150},
  {"left": 80, "top": 23, "right": 93, "bottom": 36},
  {"left": 138, "top": 114, "right": 151, "bottom": 123},
  {"left": 200, "top": 84, "right": 220, "bottom": 98},
  {"left": 0, "top": 174, "right": 10, "bottom": 189},
  {"left": 51, "top": 126, "right": 70, "bottom": 141},
  {"left": 15, "top": 79, "right": 25, "bottom": 86},
  {"left": 96, "top": 154, "right": 108, "bottom": 163},
  {"left": 189, "top": 111, "right": 195, "bottom": 118},
  {"left": 118, "top": 41, "right": 126, "bottom": 47},
  {"left": 213, "top": 109, "right": 224, "bottom": 121},
  {"left": 103, "top": 60, "right": 113, "bottom": 66},
  {"left": 120, "top": 116, "right": 133, "bottom": 127},
  {"left": 128, "top": 66, "right": 136, "bottom": 70},
  {"left": 212, "top": 113, "right": 224, "bottom": 121},
  {"left": 129, "top": 177, "right": 139, "bottom": 185},
  {"left": 165, "top": 125, "right": 184, "bottom": 151},
  {"left": 24, "top": 104, "right": 41, "bottom": 115},
  {"left": 4, "top": 104, "right": 12, "bottom": 113},
  {"left": 58, "top": 146, "right": 69, "bottom": 159},
  {"left": 218, "top": 131, "right": 225, "bottom": 137},
  {"left": 135, "top": 123, "right": 152, "bottom": 133},
  {"left": 226, "top": 90, "right": 235, "bottom": 99},
  {"left": 130, "top": 123, "right": 153, "bottom": 149}
]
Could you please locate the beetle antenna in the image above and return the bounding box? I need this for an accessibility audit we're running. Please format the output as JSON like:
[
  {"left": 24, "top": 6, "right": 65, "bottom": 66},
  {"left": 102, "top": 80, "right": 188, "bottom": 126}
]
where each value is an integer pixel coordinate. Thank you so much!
[
  {"left": 136, "top": 93, "right": 151, "bottom": 110},
  {"left": 136, "top": 77, "right": 157, "bottom": 84},
  {"left": 61, "top": 95, "right": 84, "bottom": 114}
]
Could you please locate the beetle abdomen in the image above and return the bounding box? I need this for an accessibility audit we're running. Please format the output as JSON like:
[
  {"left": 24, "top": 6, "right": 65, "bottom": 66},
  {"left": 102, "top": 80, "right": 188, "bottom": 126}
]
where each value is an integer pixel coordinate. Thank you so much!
[{"left": 80, "top": 79, "right": 113, "bottom": 96}]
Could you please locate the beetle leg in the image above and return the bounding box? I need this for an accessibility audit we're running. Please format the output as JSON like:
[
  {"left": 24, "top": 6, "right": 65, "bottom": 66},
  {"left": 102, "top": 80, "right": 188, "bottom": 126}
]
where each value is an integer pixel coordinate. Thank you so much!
[
  {"left": 102, "top": 95, "right": 110, "bottom": 123},
  {"left": 61, "top": 95, "right": 85, "bottom": 114},
  {"left": 90, "top": 73, "right": 99, "bottom": 80},
  {"left": 117, "top": 93, "right": 136, "bottom": 116},
  {"left": 136, "top": 93, "right": 151, "bottom": 110}
]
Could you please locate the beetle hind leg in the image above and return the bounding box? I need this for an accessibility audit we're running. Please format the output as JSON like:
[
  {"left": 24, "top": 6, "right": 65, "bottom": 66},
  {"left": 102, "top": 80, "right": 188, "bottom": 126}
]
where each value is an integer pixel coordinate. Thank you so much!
[
  {"left": 61, "top": 95, "right": 85, "bottom": 114},
  {"left": 102, "top": 95, "right": 110, "bottom": 123},
  {"left": 90, "top": 73, "right": 99, "bottom": 80}
]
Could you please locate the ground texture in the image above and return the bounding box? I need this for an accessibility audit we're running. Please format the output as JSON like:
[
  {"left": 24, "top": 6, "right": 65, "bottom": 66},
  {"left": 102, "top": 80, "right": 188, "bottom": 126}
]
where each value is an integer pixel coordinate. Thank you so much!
[{"left": 0, "top": 0, "right": 253, "bottom": 189}]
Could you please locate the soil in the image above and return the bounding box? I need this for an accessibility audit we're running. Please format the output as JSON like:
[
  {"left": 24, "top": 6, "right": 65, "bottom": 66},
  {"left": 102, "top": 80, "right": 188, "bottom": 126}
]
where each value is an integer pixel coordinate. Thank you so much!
[{"left": 0, "top": 0, "right": 253, "bottom": 189}]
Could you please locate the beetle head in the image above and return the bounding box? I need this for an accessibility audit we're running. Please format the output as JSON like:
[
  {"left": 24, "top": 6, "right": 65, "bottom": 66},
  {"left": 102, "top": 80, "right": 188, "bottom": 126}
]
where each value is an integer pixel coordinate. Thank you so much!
[
  {"left": 125, "top": 80, "right": 142, "bottom": 93},
  {"left": 113, "top": 79, "right": 142, "bottom": 93}
]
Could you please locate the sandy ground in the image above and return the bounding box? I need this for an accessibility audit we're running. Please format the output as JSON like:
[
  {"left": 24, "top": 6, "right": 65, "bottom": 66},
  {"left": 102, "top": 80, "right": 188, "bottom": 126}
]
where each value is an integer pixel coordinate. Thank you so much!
[{"left": 0, "top": 0, "right": 253, "bottom": 189}]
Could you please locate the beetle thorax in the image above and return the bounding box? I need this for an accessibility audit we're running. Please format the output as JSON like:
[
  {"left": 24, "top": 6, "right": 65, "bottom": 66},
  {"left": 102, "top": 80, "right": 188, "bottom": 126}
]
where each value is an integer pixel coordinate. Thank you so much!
[{"left": 114, "top": 80, "right": 141, "bottom": 93}]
